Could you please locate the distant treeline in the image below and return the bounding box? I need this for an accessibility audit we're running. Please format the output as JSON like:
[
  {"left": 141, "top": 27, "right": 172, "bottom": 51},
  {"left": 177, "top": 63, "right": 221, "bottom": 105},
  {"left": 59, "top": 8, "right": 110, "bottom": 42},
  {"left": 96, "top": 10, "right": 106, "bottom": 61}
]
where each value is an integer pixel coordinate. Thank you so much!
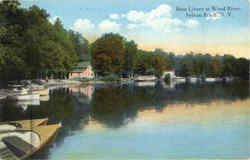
[
  {"left": 0, "top": 0, "right": 249, "bottom": 83},
  {"left": 91, "top": 33, "right": 249, "bottom": 80},
  {"left": 140, "top": 49, "right": 249, "bottom": 80}
]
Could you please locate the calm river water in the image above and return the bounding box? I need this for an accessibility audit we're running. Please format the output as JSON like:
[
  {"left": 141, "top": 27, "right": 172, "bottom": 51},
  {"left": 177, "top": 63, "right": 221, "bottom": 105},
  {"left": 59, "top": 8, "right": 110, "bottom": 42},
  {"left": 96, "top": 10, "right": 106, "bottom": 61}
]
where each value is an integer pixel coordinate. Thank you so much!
[{"left": 0, "top": 81, "right": 249, "bottom": 160}]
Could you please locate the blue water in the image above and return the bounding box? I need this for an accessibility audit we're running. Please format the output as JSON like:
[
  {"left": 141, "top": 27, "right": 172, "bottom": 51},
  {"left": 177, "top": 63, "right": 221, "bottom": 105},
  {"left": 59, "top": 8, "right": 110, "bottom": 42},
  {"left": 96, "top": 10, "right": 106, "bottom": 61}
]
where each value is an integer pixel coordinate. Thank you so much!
[
  {"left": 3, "top": 82, "right": 248, "bottom": 160},
  {"left": 47, "top": 97, "right": 249, "bottom": 159},
  {"left": 52, "top": 123, "right": 249, "bottom": 160}
]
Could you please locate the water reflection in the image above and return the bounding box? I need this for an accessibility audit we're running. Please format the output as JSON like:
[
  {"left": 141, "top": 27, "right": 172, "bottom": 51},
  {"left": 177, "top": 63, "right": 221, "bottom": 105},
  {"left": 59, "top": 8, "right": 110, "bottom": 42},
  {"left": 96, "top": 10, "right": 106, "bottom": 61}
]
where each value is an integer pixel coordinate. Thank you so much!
[
  {"left": 1, "top": 81, "right": 249, "bottom": 127},
  {"left": 89, "top": 81, "right": 249, "bottom": 128},
  {"left": 69, "top": 85, "right": 95, "bottom": 104},
  {"left": 0, "top": 88, "right": 74, "bottom": 122},
  {"left": 0, "top": 81, "right": 249, "bottom": 160},
  {"left": 135, "top": 81, "right": 156, "bottom": 87},
  {"left": 71, "top": 99, "right": 249, "bottom": 160},
  {"left": 131, "top": 99, "right": 250, "bottom": 127}
]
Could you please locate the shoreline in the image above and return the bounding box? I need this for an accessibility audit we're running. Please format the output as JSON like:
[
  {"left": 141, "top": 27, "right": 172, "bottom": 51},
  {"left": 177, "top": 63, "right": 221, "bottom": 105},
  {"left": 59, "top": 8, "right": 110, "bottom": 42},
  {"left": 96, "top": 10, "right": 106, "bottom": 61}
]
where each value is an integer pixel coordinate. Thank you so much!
[{"left": 0, "top": 77, "right": 247, "bottom": 101}]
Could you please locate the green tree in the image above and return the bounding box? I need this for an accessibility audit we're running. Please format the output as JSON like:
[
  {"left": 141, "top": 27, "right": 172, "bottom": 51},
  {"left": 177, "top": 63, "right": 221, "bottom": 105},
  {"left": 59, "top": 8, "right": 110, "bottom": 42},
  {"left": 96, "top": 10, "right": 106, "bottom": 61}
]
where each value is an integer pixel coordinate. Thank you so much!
[
  {"left": 211, "top": 56, "right": 223, "bottom": 77},
  {"left": 0, "top": 0, "right": 26, "bottom": 73},
  {"left": 123, "top": 40, "right": 138, "bottom": 77},
  {"left": 91, "top": 33, "right": 126, "bottom": 75},
  {"left": 235, "top": 58, "right": 249, "bottom": 80},
  {"left": 135, "top": 50, "right": 153, "bottom": 74},
  {"left": 152, "top": 54, "right": 166, "bottom": 78},
  {"left": 70, "top": 31, "right": 90, "bottom": 61},
  {"left": 0, "top": 1, "right": 80, "bottom": 80},
  {"left": 222, "top": 55, "right": 237, "bottom": 77},
  {"left": 193, "top": 54, "right": 207, "bottom": 77},
  {"left": 164, "top": 55, "right": 174, "bottom": 71},
  {"left": 179, "top": 54, "right": 195, "bottom": 77},
  {"left": 164, "top": 73, "right": 171, "bottom": 84}
]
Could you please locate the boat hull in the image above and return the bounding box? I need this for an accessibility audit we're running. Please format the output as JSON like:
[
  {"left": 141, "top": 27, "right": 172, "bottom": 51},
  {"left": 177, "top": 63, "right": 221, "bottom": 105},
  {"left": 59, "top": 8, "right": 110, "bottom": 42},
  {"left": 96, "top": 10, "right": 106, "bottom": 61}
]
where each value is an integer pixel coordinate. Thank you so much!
[
  {"left": 205, "top": 78, "right": 222, "bottom": 82},
  {"left": 136, "top": 81, "right": 156, "bottom": 87},
  {"left": 174, "top": 77, "right": 186, "bottom": 83},
  {"left": 0, "top": 119, "right": 60, "bottom": 160},
  {"left": 134, "top": 75, "right": 157, "bottom": 81},
  {"left": 0, "top": 96, "right": 7, "bottom": 100},
  {"left": 10, "top": 94, "right": 40, "bottom": 101},
  {"left": 20, "top": 124, "right": 61, "bottom": 160},
  {"left": 40, "top": 95, "right": 50, "bottom": 102},
  {"left": 31, "top": 89, "right": 49, "bottom": 96},
  {"left": 0, "top": 118, "right": 48, "bottom": 130}
]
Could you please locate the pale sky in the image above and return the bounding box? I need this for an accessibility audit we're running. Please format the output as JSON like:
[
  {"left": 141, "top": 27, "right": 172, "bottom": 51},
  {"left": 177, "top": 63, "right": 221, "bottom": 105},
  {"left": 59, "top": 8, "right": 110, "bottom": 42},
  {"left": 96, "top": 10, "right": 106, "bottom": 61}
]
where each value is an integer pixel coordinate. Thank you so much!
[{"left": 21, "top": 0, "right": 249, "bottom": 58}]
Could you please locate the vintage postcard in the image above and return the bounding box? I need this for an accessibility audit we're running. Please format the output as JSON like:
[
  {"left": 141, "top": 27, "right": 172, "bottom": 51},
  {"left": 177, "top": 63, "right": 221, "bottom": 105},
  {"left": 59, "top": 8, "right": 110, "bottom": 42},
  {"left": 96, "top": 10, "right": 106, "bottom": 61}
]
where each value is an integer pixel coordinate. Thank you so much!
[{"left": 0, "top": 0, "right": 249, "bottom": 160}]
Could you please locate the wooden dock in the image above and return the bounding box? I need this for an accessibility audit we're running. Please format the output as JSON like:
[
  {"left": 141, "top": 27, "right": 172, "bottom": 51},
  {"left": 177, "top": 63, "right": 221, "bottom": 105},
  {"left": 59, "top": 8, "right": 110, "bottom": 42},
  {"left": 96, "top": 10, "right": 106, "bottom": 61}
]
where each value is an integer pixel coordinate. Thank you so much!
[
  {"left": 19, "top": 123, "right": 61, "bottom": 160},
  {"left": 0, "top": 118, "right": 48, "bottom": 130},
  {"left": 0, "top": 118, "right": 60, "bottom": 160}
]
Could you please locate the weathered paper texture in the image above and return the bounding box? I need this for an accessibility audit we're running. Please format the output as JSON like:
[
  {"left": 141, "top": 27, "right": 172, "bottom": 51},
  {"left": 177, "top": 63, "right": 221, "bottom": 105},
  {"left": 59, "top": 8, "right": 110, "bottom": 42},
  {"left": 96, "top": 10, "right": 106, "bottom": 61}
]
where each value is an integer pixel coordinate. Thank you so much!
[{"left": 0, "top": 0, "right": 249, "bottom": 160}]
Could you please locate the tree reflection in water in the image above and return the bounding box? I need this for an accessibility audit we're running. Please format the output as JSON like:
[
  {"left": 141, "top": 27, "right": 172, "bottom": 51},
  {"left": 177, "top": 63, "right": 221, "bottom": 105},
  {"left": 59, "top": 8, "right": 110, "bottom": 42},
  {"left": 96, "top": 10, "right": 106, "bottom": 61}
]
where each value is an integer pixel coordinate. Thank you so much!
[
  {"left": 0, "top": 81, "right": 249, "bottom": 160},
  {"left": 0, "top": 81, "right": 249, "bottom": 127},
  {"left": 90, "top": 81, "right": 249, "bottom": 128},
  {"left": 1, "top": 89, "right": 73, "bottom": 122}
]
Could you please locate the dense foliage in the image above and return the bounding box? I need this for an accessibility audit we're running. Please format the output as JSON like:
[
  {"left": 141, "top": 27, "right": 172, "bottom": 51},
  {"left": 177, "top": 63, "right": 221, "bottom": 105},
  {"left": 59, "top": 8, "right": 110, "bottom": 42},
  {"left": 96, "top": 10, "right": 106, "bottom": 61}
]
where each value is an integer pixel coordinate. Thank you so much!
[
  {"left": 173, "top": 53, "right": 249, "bottom": 80},
  {"left": 91, "top": 34, "right": 249, "bottom": 80},
  {"left": 0, "top": 0, "right": 89, "bottom": 81},
  {"left": 91, "top": 34, "right": 168, "bottom": 78},
  {"left": 123, "top": 40, "right": 138, "bottom": 77},
  {"left": 0, "top": 0, "right": 248, "bottom": 82},
  {"left": 91, "top": 33, "right": 126, "bottom": 76}
]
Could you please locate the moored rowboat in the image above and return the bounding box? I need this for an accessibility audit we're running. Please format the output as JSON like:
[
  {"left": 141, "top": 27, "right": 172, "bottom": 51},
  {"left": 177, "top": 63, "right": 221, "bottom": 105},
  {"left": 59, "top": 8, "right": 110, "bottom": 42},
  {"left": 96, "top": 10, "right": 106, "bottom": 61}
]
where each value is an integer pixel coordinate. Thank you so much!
[
  {"left": 0, "top": 118, "right": 61, "bottom": 160},
  {"left": 205, "top": 77, "right": 223, "bottom": 82},
  {"left": 17, "top": 99, "right": 40, "bottom": 106},
  {"left": 40, "top": 95, "right": 50, "bottom": 102},
  {"left": 30, "top": 88, "right": 49, "bottom": 96},
  {"left": 9, "top": 94, "right": 40, "bottom": 101},
  {"left": 0, "top": 96, "right": 6, "bottom": 101},
  {"left": 134, "top": 75, "right": 157, "bottom": 81},
  {"left": 19, "top": 123, "right": 61, "bottom": 160},
  {"left": 174, "top": 77, "right": 186, "bottom": 83},
  {"left": 136, "top": 81, "right": 156, "bottom": 87}
]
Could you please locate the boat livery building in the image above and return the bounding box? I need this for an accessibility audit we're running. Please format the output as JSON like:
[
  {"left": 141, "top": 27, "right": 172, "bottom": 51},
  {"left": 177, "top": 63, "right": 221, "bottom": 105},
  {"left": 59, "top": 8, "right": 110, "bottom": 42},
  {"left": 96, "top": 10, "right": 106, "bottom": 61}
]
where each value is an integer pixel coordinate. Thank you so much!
[{"left": 69, "top": 61, "right": 95, "bottom": 79}]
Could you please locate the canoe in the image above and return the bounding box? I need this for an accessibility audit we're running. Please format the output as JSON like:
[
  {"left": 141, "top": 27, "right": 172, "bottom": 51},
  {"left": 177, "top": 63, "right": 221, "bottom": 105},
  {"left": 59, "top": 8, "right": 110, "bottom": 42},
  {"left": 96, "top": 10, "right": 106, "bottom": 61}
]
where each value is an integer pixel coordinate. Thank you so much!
[
  {"left": 9, "top": 94, "right": 40, "bottom": 101},
  {"left": 30, "top": 88, "right": 49, "bottom": 96},
  {"left": 134, "top": 75, "right": 157, "bottom": 81},
  {"left": 0, "top": 118, "right": 60, "bottom": 160}
]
